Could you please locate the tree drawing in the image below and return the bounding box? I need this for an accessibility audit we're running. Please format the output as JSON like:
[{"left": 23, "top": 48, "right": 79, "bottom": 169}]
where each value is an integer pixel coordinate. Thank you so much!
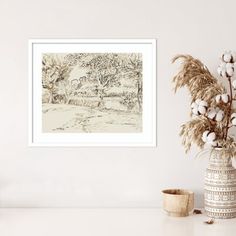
[
  {"left": 122, "top": 54, "right": 143, "bottom": 112},
  {"left": 42, "top": 53, "right": 143, "bottom": 133},
  {"left": 81, "top": 54, "right": 122, "bottom": 107},
  {"left": 42, "top": 55, "right": 73, "bottom": 104}
]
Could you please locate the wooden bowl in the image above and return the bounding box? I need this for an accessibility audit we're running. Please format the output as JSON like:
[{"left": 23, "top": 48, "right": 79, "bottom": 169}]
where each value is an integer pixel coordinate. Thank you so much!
[{"left": 162, "top": 189, "right": 194, "bottom": 217}]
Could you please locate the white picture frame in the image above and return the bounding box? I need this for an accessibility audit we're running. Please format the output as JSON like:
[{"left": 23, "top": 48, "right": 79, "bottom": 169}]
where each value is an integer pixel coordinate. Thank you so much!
[{"left": 29, "top": 39, "right": 156, "bottom": 146}]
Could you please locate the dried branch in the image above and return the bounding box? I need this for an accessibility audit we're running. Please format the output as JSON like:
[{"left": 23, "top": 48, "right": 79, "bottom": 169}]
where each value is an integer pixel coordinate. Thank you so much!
[{"left": 172, "top": 55, "right": 225, "bottom": 106}]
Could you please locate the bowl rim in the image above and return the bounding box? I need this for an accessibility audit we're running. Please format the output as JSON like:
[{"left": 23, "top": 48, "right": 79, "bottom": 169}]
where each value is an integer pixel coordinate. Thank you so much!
[{"left": 162, "top": 188, "right": 194, "bottom": 196}]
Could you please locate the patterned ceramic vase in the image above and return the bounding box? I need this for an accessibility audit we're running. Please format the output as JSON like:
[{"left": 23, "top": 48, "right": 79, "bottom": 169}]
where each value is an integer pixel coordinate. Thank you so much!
[{"left": 204, "top": 149, "right": 236, "bottom": 219}]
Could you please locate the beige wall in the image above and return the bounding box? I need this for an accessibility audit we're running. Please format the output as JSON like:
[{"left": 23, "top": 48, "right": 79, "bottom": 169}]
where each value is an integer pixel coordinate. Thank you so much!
[{"left": 0, "top": 0, "right": 235, "bottom": 207}]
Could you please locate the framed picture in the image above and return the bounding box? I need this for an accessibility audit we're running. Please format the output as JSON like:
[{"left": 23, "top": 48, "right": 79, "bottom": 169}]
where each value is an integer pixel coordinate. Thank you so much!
[{"left": 29, "top": 39, "right": 156, "bottom": 146}]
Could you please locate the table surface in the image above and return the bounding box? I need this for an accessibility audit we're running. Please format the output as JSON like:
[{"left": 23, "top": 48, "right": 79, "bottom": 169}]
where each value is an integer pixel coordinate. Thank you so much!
[{"left": 0, "top": 208, "right": 235, "bottom": 236}]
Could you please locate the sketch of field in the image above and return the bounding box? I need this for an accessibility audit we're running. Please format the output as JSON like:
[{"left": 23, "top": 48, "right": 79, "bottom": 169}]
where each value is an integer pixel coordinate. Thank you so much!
[{"left": 42, "top": 53, "right": 143, "bottom": 133}]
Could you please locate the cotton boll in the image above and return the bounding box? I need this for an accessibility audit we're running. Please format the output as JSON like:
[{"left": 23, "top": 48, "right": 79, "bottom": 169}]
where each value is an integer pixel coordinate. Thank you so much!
[
  {"left": 217, "top": 67, "right": 222, "bottom": 75},
  {"left": 215, "top": 94, "right": 229, "bottom": 103},
  {"left": 207, "top": 108, "right": 217, "bottom": 119},
  {"left": 223, "top": 52, "right": 232, "bottom": 63},
  {"left": 208, "top": 113, "right": 216, "bottom": 120},
  {"left": 217, "top": 62, "right": 228, "bottom": 77},
  {"left": 191, "top": 102, "right": 196, "bottom": 109},
  {"left": 197, "top": 100, "right": 208, "bottom": 114},
  {"left": 227, "top": 67, "right": 234, "bottom": 77},
  {"left": 232, "top": 118, "right": 236, "bottom": 126},
  {"left": 215, "top": 94, "right": 221, "bottom": 103},
  {"left": 232, "top": 80, "right": 236, "bottom": 89},
  {"left": 226, "top": 67, "right": 234, "bottom": 77},
  {"left": 202, "top": 131, "right": 217, "bottom": 146},
  {"left": 191, "top": 102, "right": 199, "bottom": 115},
  {"left": 198, "top": 106, "right": 207, "bottom": 115},
  {"left": 215, "top": 110, "right": 224, "bottom": 122},
  {"left": 231, "top": 113, "right": 236, "bottom": 125},
  {"left": 226, "top": 62, "right": 234, "bottom": 69},
  {"left": 232, "top": 52, "right": 236, "bottom": 62},
  {"left": 191, "top": 99, "right": 208, "bottom": 115},
  {"left": 221, "top": 68, "right": 227, "bottom": 77},
  {"left": 221, "top": 62, "right": 227, "bottom": 68},
  {"left": 202, "top": 131, "right": 210, "bottom": 142},
  {"left": 221, "top": 94, "right": 229, "bottom": 103},
  {"left": 231, "top": 113, "right": 236, "bottom": 118},
  {"left": 226, "top": 63, "right": 235, "bottom": 76},
  {"left": 207, "top": 109, "right": 216, "bottom": 120},
  {"left": 192, "top": 107, "right": 199, "bottom": 115},
  {"left": 219, "top": 62, "right": 226, "bottom": 71},
  {"left": 207, "top": 132, "right": 216, "bottom": 142},
  {"left": 231, "top": 117, "right": 236, "bottom": 126}
]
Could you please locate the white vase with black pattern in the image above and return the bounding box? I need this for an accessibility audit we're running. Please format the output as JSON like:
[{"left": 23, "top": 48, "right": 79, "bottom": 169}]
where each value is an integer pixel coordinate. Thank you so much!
[{"left": 204, "top": 149, "right": 236, "bottom": 219}]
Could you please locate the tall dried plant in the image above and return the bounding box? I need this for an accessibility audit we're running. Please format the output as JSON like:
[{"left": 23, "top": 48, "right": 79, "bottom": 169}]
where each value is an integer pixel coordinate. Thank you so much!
[{"left": 172, "top": 53, "right": 236, "bottom": 158}]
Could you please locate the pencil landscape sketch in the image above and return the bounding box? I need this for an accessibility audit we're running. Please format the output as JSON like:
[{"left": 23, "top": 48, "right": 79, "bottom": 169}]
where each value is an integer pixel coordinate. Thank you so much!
[{"left": 42, "top": 53, "right": 143, "bottom": 133}]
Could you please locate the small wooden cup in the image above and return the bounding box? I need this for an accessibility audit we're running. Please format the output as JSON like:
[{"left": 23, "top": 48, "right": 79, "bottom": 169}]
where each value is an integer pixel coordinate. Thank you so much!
[{"left": 162, "top": 189, "right": 194, "bottom": 217}]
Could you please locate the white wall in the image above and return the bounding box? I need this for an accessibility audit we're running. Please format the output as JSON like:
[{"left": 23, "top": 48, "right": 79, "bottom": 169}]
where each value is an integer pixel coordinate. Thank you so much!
[{"left": 0, "top": 0, "right": 235, "bottom": 207}]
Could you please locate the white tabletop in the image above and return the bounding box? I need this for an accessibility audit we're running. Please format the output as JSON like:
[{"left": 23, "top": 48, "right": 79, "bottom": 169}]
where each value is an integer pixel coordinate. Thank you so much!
[{"left": 0, "top": 208, "right": 235, "bottom": 236}]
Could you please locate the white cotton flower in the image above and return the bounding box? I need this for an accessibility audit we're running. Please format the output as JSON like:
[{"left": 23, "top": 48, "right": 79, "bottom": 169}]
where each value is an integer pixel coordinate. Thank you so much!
[
  {"left": 226, "top": 63, "right": 234, "bottom": 77},
  {"left": 191, "top": 102, "right": 198, "bottom": 115},
  {"left": 218, "top": 52, "right": 236, "bottom": 77},
  {"left": 231, "top": 113, "right": 236, "bottom": 118},
  {"left": 222, "top": 51, "right": 236, "bottom": 63},
  {"left": 191, "top": 99, "right": 208, "bottom": 115},
  {"left": 207, "top": 132, "right": 216, "bottom": 142},
  {"left": 232, "top": 52, "right": 236, "bottom": 62},
  {"left": 231, "top": 113, "right": 236, "bottom": 126},
  {"left": 215, "top": 110, "right": 224, "bottom": 122},
  {"left": 215, "top": 94, "right": 221, "bottom": 103},
  {"left": 207, "top": 108, "right": 217, "bottom": 119},
  {"left": 207, "top": 107, "right": 224, "bottom": 121},
  {"left": 222, "top": 69, "right": 227, "bottom": 77},
  {"left": 226, "top": 62, "right": 233, "bottom": 68},
  {"left": 227, "top": 67, "right": 234, "bottom": 77},
  {"left": 191, "top": 102, "right": 198, "bottom": 109},
  {"left": 223, "top": 52, "right": 232, "bottom": 63},
  {"left": 232, "top": 80, "right": 236, "bottom": 89},
  {"left": 198, "top": 100, "right": 208, "bottom": 115},
  {"left": 217, "top": 62, "right": 228, "bottom": 78},
  {"left": 202, "top": 131, "right": 217, "bottom": 147},
  {"left": 221, "top": 94, "right": 229, "bottom": 103},
  {"left": 217, "top": 67, "right": 222, "bottom": 76},
  {"left": 215, "top": 94, "right": 229, "bottom": 104},
  {"left": 192, "top": 107, "right": 199, "bottom": 115},
  {"left": 232, "top": 118, "right": 236, "bottom": 126},
  {"left": 198, "top": 105, "right": 207, "bottom": 114},
  {"left": 202, "top": 131, "right": 210, "bottom": 143}
]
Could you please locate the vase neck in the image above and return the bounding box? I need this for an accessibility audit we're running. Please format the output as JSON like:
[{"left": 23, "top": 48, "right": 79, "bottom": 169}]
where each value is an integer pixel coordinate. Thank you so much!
[{"left": 210, "top": 149, "right": 232, "bottom": 167}]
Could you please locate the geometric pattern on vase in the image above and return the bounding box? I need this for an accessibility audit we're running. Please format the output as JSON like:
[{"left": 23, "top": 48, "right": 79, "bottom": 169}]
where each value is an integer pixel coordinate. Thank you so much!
[{"left": 204, "top": 149, "right": 236, "bottom": 219}]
